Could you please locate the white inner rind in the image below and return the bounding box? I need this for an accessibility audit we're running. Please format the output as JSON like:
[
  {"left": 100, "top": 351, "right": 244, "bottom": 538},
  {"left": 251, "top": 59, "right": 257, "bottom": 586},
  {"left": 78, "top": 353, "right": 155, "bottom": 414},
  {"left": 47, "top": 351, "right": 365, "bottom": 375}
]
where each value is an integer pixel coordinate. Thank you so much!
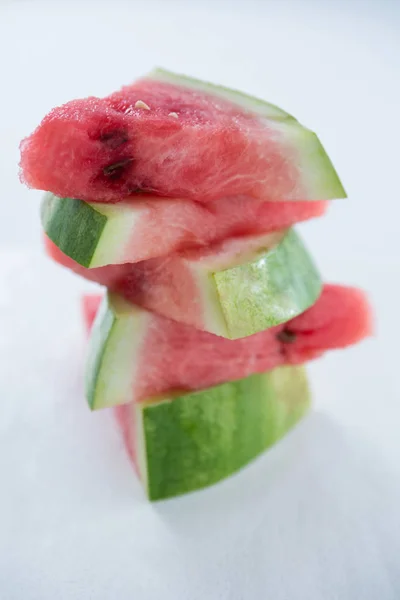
[
  {"left": 91, "top": 294, "right": 149, "bottom": 409},
  {"left": 88, "top": 202, "right": 144, "bottom": 267},
  {"left": 193, "top": 231, "right": 284, "bottom": 271},
  {"left": 193, "top": 269, "right": 229, "bottom": 337}
]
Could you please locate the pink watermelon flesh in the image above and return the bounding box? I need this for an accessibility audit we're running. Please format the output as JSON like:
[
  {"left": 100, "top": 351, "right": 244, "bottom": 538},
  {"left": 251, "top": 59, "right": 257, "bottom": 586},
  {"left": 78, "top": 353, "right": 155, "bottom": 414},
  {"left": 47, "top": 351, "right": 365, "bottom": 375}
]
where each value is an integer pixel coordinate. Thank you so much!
[
  {"left": 81, "top": 295, "right": 100, "bottom": 331},
  {"left": 82, "top": 284, "right": 372, "bottom": 403},
  {"left": 114, "top": 404, "right": 138, "bottom": 471},
  {"left": 21, "top": 78, "right": 326, "bottom": 203}
]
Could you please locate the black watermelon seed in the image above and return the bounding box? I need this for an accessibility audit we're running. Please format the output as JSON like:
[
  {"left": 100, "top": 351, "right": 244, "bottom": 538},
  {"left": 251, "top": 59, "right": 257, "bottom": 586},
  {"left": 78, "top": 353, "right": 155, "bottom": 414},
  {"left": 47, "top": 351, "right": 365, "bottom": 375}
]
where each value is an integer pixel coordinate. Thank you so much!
[
  {"left": 99, "top": 131, "right": 129, "bottom": 149},
  {"left": 276, "top": 329, "right": 297, "bottom": 344},
  {"left": 103, "top": 158, "right": 133, "bottom": 180}
]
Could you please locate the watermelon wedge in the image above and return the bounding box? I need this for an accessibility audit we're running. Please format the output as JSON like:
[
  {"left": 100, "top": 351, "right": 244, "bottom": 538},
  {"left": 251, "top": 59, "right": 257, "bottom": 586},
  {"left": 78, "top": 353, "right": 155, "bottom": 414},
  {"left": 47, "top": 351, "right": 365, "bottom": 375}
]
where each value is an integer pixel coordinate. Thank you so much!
[
  {"left": 41, "top": 192, "right": 327, "bottom": 267},
  {"left": 84, "top": 284, "right": 372, "bottom": 410},
  {"left": 118, "top": 367, "right": 311, "bottom": 501},
  {"left": 46, "top": 229, "right": 321, "bottom": 338},
  {"left": 83, "top": 297, "right": 310, "bottom": 500},
  {"left": 20, "top": 69, "right": 345, "bottom": 203}
]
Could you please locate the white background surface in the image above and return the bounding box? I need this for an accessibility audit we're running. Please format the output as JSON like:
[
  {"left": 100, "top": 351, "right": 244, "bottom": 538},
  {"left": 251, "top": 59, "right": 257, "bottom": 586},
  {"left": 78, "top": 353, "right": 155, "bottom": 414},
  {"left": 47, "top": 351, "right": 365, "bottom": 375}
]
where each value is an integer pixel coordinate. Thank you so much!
[{"left": 1, "top": 0, "right": 400, "bottom": 598}]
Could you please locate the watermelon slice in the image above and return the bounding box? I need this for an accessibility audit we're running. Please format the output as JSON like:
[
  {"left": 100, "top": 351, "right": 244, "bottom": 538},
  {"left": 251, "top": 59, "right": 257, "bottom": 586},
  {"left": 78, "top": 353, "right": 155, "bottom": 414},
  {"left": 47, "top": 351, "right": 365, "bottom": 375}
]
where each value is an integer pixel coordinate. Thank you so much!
[
  {"left": 20, "top": 69, "right": 345, "bottom": 203},
  {"left": 83, "top": 296, "right": 310, "bottom": 500},
  {"left": 84, "top": 284, "right": 372, "bottom": 410},
  {"left": 41, "top": 192, "right": 327, "bottom": 267},
  {"left": 46, "top": 229, "right": 321, "bottom": 338}
]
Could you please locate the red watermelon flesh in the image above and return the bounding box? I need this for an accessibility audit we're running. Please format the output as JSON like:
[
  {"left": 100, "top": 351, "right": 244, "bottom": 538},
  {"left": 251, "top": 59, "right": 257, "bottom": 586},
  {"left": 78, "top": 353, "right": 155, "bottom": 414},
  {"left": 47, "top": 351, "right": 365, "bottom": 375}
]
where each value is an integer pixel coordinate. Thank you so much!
[
  {"left": 119, "top": 196, "right": 327, "bottom": 263},
  {"left": 20, "top": 73, "right": 343, "bottom": 203},
  {"left": 114, "top": 404, "right": 138, "bottom": 471},
  {"left": 82, "top": 284, "right": 372, "bottom": 403},
  {"left": 81, "top": 294, "right": 100, "bottom": 331}
]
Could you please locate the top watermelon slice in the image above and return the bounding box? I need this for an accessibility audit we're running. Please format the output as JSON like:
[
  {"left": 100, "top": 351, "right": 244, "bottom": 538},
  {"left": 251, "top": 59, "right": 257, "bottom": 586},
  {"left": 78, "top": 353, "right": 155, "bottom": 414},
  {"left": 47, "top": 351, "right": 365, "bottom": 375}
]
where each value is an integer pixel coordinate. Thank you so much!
[
  {"left": 41, "top": 192, "right": 327, "bottom": 268},
  {"left": 20, "top": 68, "right": 346, "bottom": 203}
]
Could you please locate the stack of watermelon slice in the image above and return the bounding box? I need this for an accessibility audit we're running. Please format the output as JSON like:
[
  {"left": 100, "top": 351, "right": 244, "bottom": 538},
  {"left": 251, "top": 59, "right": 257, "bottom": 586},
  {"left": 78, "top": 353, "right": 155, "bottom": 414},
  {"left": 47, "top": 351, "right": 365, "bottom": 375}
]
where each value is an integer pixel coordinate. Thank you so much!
[{"left": 20, "top": 69, "right": 372, "bottom": 501}]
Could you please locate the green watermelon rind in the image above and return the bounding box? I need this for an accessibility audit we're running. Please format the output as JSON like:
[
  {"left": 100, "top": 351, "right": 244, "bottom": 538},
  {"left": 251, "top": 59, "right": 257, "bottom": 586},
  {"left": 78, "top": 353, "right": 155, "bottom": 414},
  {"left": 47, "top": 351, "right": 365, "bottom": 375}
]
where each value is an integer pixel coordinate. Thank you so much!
[
  {"left": 41, "top": 193, "right": 142, "bottom": 268},
  {"left": 148, "top": 67, "right": 297, "bottom": 121},
  {"left": 136, "top": 365, "right": 311, "bottom": 501},
  {"left": 213, "top": 229, "right": 322, "bottom": 339},
  {"left": 41, "top": 193, "right": 107, "bottom": 268}
]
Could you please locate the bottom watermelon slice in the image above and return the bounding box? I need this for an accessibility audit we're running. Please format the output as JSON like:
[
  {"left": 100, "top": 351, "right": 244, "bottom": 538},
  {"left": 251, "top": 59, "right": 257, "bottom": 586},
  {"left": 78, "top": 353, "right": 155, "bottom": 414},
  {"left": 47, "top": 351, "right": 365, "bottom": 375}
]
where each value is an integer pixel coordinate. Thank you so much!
[
  {"left": 120, "top": 367, "right": 310, "bottom": 500},
  {"left": 84, "top": 284, "right": 372, "bottom": 411},
  {"left": 83, "top": 298, "right": 310, "bottom": 500}
]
